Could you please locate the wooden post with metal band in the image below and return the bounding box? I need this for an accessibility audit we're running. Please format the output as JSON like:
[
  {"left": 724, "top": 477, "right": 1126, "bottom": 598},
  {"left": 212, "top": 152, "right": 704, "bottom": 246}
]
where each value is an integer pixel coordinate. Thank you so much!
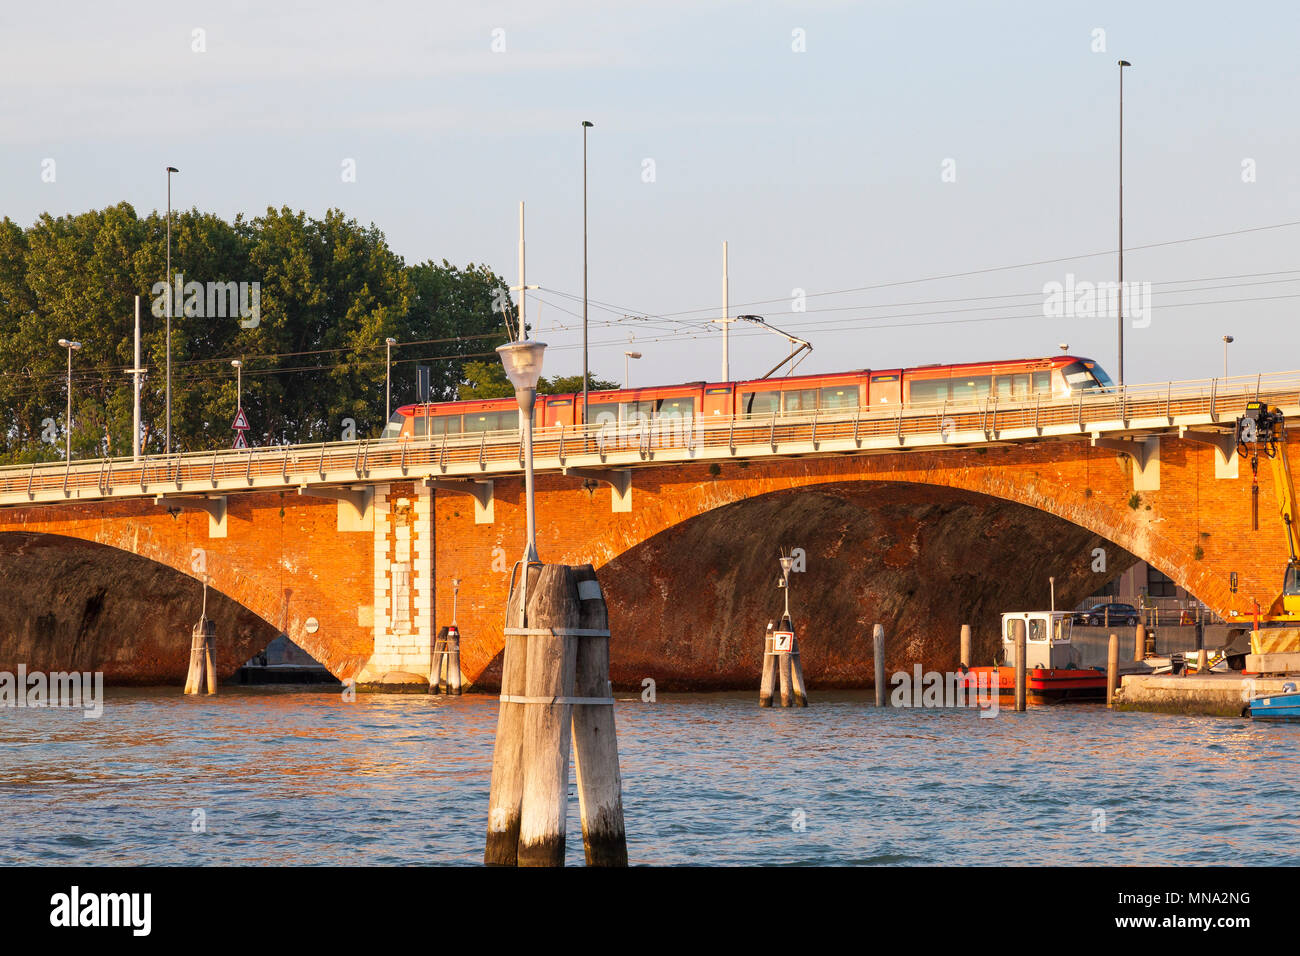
[
  {"left": 184, "top": 583, "right": 216, "bottom": 696},
  {"left": 1106, "top": 633, "right": 1120, "bottom": 707},
  {"left": 759, "top": 620, "right": 777, "bottom": 707},
  {"left": 783, "top": 613, "right": 809, "bottom": 707},
  {"left": 873, "top": 624, "right": 886, "bottom": 707},
  {"left": 430, "top": 626, "right": 448, "bottom": 694},
  {"left": 484, "top": 562, "right": 627, "bottom": 866},
  {"left": 1012, "top": 618, "right": 1027, "bottom": 712}
]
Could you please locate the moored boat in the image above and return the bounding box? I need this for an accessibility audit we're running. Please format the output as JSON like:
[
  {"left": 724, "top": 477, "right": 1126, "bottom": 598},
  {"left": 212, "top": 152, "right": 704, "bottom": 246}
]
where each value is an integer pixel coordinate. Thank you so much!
[
  {"left": 966, "top": 611, "right": 1109, "bottom": 704},
  {"left": 1247, "top": 682, "right": 1300, "bottom": 719}
]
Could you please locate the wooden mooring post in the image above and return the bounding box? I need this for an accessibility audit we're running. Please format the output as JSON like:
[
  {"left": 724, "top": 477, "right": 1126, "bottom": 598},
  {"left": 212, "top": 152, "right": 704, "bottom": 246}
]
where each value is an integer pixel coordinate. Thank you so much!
[
  {"left": 767, "top": 615, "right": 808, "bottom": 708},
  {"left": 429, "top": 625, "right": 464, "bottom": 696},
  {"left": 959, "top": 623, "right": 971, "bottom": 669},
  {"left": 1012, "top": 618, "right": 1026, "bottom": 712},
  {"left": 1106, "top": 633, "right": 1119, "bottom": 708},
  {"left": 484, "top": 562, "right": 627, "bottom": 867},
  {"left": 1134, "top": 621, "right": 1146, "bottom": 662},
  {"left": 873, "top": 623, "right": 886, "bottom": 707},
  {"left": 183, "top": 617, "right": 216, "bottom": 696},
  {"left": 785, "top": 615, "right": 808, "bottom": 707},
  {"left": 759, "top": 620, "right": 777, "bottom": 707}
]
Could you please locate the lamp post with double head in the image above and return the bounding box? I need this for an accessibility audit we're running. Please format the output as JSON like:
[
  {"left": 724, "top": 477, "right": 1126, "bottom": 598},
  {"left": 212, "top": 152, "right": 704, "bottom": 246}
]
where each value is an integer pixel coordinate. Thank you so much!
[
  {"left": 1116, "top": 60, "right": 1131, "bottom": 388},
  {"left": 581, "top": 120, "right": 594, "bottom": 427},
  {"left": 497, "top": 339, "right": 547, "bottom": 563},
  {"left": 57, "top": 338, "right": 81, "bottom": 461},
  {"left": 165, "top": 165, "right": 179, "bottom": 454}
]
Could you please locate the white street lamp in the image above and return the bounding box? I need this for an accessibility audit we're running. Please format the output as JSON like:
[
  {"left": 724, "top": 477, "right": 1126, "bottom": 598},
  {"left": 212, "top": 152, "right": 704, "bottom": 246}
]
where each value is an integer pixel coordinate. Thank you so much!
[
  {"left": 231, "top": 359, "right": 242, "bottom": 412},
  {"left": 497, "top": 339, "right": 547, "bottom": 563},
  {"left": 57, "top": 338, "right": 81, "bottom": 461},
  {"left": 1223, "top": 335, "right": 1234, "bottom": 379},
  {"left": 165, "top": 164, "right": 179, "bottom": 454},
  {"left": 624, "top": 350, "right": 641, "bottom": 388}
]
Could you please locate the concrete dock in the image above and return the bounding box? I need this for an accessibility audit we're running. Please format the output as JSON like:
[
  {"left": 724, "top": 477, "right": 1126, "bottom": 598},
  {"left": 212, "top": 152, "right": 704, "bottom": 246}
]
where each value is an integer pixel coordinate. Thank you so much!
[{"left": 1115, "top": 673, "right": 1297, "bottom": 717}]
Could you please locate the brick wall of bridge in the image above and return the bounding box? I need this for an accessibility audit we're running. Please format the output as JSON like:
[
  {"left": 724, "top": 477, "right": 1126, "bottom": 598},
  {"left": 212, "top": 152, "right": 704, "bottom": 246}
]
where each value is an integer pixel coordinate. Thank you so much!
[{"left": 0, "top": 433, "right": 1291, "bottom": 687}]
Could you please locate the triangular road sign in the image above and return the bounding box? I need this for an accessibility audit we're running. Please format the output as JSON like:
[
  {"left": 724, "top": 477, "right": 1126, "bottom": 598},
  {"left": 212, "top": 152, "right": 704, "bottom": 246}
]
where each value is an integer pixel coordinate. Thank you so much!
[
  {"left": 232, "top": 407, "right": 249, "bottom": 430},
  {"left": 232, "top": 431, "right": 248, "bottom": 449}
]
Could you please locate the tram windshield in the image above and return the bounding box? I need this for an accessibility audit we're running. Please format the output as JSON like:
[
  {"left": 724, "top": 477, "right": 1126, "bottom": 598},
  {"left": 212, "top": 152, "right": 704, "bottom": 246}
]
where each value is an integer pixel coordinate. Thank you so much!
[
  {"left": 1060, "top": 358, "right": 1112, "bottom": 392},
  {"left": 1062, "top": 360, "right": 1115, "bottom": 393}
]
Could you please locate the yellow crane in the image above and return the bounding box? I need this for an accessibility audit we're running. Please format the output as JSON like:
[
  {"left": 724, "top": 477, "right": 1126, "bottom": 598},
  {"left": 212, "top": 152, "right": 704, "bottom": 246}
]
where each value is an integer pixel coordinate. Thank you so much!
[{"left": 1235, "top": 402, "right": 1300, "bottom": 653}]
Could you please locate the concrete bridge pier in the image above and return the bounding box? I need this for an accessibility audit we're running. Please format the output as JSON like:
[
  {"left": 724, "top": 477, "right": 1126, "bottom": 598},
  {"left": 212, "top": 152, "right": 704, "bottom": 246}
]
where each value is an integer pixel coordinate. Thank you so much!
[{"left": 355, "top": 482, "right": 441, "bottom": 691}]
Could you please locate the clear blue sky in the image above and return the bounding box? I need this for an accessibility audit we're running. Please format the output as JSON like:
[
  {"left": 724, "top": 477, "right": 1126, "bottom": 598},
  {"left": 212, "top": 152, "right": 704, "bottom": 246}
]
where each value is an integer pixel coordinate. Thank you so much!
[{"left": 3, "top": 0, "right": 1298, "bottom": 388}]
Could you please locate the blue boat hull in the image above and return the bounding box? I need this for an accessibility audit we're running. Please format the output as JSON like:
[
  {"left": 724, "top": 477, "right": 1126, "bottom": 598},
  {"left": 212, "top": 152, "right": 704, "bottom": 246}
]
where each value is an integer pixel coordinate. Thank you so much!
[{"left": 1249, "top": 690, "right": 1300, "bottom": 719}]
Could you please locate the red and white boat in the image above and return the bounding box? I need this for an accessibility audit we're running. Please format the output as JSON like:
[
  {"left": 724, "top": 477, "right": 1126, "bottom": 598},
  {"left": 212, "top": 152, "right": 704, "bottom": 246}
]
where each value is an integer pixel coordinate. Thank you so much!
[{"left": 967, "top": 611, "right": 1108, "bottom": 704}]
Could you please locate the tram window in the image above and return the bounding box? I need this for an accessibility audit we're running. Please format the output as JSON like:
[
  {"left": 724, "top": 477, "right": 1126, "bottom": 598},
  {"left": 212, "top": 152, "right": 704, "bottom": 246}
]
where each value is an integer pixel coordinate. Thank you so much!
[
  {"left": 413, "top": 415, "right": 427, "bottom": 438},
  {"left": 1033, "top": 371, "right": 1051, "bottom": 393},
  {"left": 1062, "top": 361, "right": 1113, "bottom": 392},
  {"left": 909, "top": 379, "right": 950, "bottom": 405},
  {"left": 658, "top": 397, "right": 695, "bottom": 421},
  {"left": 1028, "top": 619, "right": 1048, "bottom": 642},
  {"left": 996, "top": 373, "right": 1031, "bottom": 402},
  {"left": 620, "top": 400, "right": 655, "bottom": 425},
  {"left": 950, "top": 376, "right": 991, "bottom": 402},
  {"left": 380, "top": 417, "right": 403, "bottom": 439},
  {"left": 592, "top": 405, "right": 618, "bottom": 429},
  {"left": 464, "top": 411, "right": 512, "bottom": 432},
  {"left": 820, "top": 386, "right": 855, "bottom": 410},
  {"left": 742, "top": 391, "right": 781, "bottom": 417},
  {"left": 783, "top": 389, "right": 818, "bottom": 413},
  {"left": 429, "top": 415, "right": 461, "bottom": 436}
]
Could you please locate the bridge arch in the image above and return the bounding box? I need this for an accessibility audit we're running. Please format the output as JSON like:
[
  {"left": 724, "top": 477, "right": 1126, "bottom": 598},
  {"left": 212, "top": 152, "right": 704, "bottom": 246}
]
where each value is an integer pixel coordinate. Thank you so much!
[
  {"left": 0, "top": 493, "right": 376, "bottom": 681},
  {"left": 442, "top": 437, "right": 1264, "bottom": 688}
]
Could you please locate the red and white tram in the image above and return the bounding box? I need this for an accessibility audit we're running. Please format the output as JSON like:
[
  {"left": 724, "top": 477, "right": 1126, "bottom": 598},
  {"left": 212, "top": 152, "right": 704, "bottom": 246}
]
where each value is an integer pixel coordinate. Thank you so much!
[{"left": 380, "top": 354, "right": 1115, "bottom": 439}]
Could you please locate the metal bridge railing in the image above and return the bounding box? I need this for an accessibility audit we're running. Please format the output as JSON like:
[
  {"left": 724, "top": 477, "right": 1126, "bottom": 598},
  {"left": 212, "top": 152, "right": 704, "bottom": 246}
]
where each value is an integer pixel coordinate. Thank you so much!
[{"left": 3, "top": 369, "right": 1298, "bottom": 506}]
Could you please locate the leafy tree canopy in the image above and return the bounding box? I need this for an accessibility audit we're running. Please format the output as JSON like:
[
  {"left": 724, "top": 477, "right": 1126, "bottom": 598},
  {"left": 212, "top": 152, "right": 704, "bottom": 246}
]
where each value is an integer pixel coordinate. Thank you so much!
[{"left": 0, "top": 204, "right": 583, "bottom": 461}]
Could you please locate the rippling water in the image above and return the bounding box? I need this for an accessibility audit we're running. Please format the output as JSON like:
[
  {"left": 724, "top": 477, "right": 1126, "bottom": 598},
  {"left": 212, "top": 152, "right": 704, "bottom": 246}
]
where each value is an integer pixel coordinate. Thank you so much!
[{"left": 1, "top": 687, "right": 1297, "bottom": 866}]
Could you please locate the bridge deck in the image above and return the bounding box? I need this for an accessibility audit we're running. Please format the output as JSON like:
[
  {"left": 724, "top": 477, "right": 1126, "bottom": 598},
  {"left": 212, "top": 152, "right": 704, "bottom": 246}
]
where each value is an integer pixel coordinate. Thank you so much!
[{"left": 2, "top": 372, "right": 1296, "bottom": 507}]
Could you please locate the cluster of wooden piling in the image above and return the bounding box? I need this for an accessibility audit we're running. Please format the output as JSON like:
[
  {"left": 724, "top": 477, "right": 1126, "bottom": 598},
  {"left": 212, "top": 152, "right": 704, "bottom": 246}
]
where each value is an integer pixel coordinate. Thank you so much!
[
  {"left": 484, "top": 562, "right": 627, "bottom": 867},
  {"left": 183, "top": 617, "right": 217, "bottom": 695},
  {"left": 430, "top": 626, "right": 463, "bottom": 695},
  {"left": 759, "top": 618, "right": 808, "bottom": 707}
]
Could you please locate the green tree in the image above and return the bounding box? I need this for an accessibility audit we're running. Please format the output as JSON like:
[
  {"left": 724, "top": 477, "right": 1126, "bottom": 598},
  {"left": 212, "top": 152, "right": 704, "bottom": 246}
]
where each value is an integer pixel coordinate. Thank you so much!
[{"left": 0, "top": 203, "right": 519, "bottom": 460}]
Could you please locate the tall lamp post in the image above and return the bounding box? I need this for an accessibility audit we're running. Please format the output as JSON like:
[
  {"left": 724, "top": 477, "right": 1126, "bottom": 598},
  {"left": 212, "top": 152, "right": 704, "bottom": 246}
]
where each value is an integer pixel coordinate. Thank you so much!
[
  {"left": 385, "top": 337, "right": 397, "bottom": 423},
  {"left": 57, "top": 338, "right": 81, "bottom": 461},
  {"left": 231, "top": 359, "right": 243, "bottom": 411},
  {"left": 1116, "top": 60, "right": 1131, "bottom": 388},
  {"left": 497, "top": 339, "right": 547, "bottom": 563},
  {"left": 1223, "top": 335, "right": 1234, "bottom": 379},
  {"left": 581, "top": 120, "right": 594, "bottom": 426},
  {"left": 165, "top": 165, "right": 179, "bottom": 454},
  {"left": 623, "top": 350, "right": 641, "bottom": 388}
]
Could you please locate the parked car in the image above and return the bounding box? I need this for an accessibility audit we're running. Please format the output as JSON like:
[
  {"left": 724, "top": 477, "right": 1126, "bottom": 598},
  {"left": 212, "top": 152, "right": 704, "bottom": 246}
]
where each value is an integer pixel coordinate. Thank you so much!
[{"left": 1083, "top": 602, "right": 1140, "bottom": 627}]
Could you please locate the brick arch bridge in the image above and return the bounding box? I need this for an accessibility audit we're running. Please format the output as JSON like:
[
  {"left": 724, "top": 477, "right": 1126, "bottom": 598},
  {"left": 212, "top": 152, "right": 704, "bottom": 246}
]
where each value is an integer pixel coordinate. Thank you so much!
[{"left": 0, "top": 432, "right": 1287, "bottom": 687}]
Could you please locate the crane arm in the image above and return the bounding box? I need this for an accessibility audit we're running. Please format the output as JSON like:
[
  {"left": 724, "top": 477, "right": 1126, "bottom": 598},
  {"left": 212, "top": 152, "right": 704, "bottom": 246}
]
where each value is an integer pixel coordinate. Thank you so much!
[{"left": 1269, "top": 438, "right": 1300, "bottom": 564}]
